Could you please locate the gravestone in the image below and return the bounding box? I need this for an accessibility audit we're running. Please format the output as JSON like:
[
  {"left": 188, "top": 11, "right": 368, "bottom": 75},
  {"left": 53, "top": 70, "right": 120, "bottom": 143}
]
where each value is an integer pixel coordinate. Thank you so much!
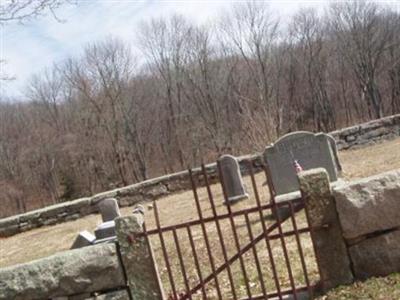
[
  {"left": 70, "top": 230, "right": 96, "bottom": 249},
  {"left": 98, "top": 198, "right": 121, "bottom": 222},
  {"left": 322, "top": 133, "right": 342, "bottom": 172},
  {"left": 218, "top": 155, "right": 249, "bottom": 203},
  {"left": 94, "top": 221, "right": 116, "bottom": 240},
  {"left": 264, "top": 131, "right": 339, "bottom": 196}
]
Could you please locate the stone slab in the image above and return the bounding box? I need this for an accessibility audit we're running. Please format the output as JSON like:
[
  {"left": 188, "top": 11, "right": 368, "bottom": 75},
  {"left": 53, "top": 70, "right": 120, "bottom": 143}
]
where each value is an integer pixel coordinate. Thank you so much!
[
  {"left": 349, "top": 229, "right": 400, "bottom": 280},
  {"left": 0, "top": 244, "right": 125, "bottom": 300},
  {"left": 333, "top": 169, "right": 400, "bottom": 240}
]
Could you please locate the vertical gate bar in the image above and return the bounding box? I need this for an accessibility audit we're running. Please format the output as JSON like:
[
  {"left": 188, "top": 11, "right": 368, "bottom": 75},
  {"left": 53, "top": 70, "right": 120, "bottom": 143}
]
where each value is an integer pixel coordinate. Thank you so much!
[
  {"left": 200, "top": 163, "right": 238, "bottom": 300},
  {"left": 217, "top": 161, "right": 252, "bottom": 299},
  {"left": 172, "top": 228, "right": 192, "bottom": 300},
  {"left": 248, "top": 161, "right": 283, "bottom": 299},
  {"left": 274, "top": 204, "right": 298, "bottom": 300},
  {"left": 187, "top": 226, "right": 207, "bottom": 299},
  {"left": 244, "top": 212, "right": 268, "bottom": 298},
  {"left": 153, "top": 201, "right": 178, "bottom": 299},
  {"left": 189, "top": 168, "right": 223, "bottom": 300},
  {"left": 288, "top": 202, "right": 312, "bottom": 297},
  {"left": 143, "top": 222, "right": 166, "bottom": 300}
]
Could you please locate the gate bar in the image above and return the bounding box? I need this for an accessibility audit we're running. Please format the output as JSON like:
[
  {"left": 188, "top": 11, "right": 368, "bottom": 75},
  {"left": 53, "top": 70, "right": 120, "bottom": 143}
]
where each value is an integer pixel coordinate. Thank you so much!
[
  {"left": 180, "top": 204, "right": 303, "bottom": 300},
  {"left": 189, "top": 168, "right": 223, "bottom": 300},
  {"left": 200, "top": 163, "right": 238, "bottom": 300},
  {"left": 186, "top": 226, "right": 207, "bottom": 299},
  {"left": 153, "top": 201, "right": 178, "bottom": 299},
  {"left": 244, "top": 212, "right": 268, "bottom": 298},
  {"left": 248, "top": 161, "right": 283, "bottom": 299},
  {"left": 217, "top": 162, "right": 253, "bottom": 299}
]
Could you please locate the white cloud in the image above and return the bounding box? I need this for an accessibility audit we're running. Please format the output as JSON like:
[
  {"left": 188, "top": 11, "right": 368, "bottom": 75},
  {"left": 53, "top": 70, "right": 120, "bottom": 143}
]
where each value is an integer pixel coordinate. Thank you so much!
[{"left": 1, "top": 0, "right": 333, "bottom": 99}]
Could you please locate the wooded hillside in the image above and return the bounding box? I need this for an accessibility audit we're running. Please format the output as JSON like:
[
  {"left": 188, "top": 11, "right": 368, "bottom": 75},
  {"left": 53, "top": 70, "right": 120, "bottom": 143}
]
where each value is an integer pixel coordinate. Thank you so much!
[{"left": 1, "top": 1, "right": 399, "bottom": 217}]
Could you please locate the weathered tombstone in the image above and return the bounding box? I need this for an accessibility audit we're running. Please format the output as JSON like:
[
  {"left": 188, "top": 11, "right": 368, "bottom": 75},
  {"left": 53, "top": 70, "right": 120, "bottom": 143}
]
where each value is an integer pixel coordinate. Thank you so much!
[
  {"left": 218, "top": 155, "right": 249, "bottom": 203},
  {"left": 70, "top": 230, "right": 96, "bottom": 249},
  {"left": 94, "top": 221, "right": 116, "bottom": 240},
  {"left": 98, "top": 198, "right": 121, "bottom": 222},
  {"left": 264, "top": 131, "right": 339, "bottom": 196},
  {"left": 322, "top": 133, "right": 342, "bottom": 173}
]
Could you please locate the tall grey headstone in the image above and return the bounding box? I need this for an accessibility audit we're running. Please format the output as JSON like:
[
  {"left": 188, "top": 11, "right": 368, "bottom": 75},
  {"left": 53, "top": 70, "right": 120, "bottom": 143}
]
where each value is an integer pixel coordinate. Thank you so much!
[
  {"left": 98, "top": 198, "right": 121, "bottom": 222},
  {"left": 264, "top": 131, "right": 339, "bottom": 196},
  {"left": 218, "top": 155, "right": 249, "bottom": 203}
]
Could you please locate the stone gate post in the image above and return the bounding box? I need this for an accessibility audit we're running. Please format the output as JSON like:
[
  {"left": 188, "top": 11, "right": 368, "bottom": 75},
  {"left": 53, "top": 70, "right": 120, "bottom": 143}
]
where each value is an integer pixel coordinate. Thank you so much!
[
  {"left": 115, "top": 210, "right": 165, "bottom": 300},
  {"left": 298, "top": 168, "right": 353, "bottom": 291}
]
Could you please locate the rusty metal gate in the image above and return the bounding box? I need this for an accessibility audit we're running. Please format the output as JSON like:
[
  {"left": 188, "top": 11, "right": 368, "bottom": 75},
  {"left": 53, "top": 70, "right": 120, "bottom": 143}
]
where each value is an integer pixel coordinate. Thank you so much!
[{"left": 140, "top": 161, "right": 321, "bottom": 300}]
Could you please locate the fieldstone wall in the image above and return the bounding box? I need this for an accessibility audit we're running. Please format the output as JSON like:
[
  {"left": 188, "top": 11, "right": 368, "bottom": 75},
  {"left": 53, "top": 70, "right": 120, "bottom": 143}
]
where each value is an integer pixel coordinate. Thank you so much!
[
  {"left": 298, "top": 168, "right": 400, "bottom": 292},
  {"left": 333, "top": 169, "right": 400, "bottom": 280},
  {"left": 1, "top": 114, "right": 399, "bottom": 238},
  {"left": 331, "top": 114, "right": 400, "bottom": 150}
]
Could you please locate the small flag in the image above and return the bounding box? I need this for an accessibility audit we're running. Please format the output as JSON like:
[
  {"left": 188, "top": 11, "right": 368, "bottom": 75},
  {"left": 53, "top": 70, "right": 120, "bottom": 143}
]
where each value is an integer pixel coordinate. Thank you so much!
[{"left": 293, "top": 160, "right": 303, "bottom": 173}]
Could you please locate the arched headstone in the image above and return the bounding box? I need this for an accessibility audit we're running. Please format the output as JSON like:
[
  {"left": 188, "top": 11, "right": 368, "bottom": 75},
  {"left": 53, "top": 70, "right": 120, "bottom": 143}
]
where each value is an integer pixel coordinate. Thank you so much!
[
  {"left": 98, "top": 198, "right": 121, "bottom": 222},
  {"left": 264, "top": 131, "right": 340, "bottom": 196},
  {"left": 218, "top": 155, "right": 249, "bottom": 203}
]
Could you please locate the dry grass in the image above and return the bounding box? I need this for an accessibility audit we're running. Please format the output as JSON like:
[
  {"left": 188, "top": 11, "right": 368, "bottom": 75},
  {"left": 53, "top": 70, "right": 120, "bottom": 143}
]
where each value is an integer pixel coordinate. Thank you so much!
[{"left": 0, "top": 138, "right": 399, "bottom": 299}]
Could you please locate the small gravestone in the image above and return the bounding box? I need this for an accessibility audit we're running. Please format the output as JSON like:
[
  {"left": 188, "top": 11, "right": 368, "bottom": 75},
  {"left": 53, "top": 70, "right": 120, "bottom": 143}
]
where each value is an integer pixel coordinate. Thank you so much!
[
  {"left": 98, "top": 198, "right": 121, "bottom": 222},
  {"left": 218, "top": 155, "right": 249, "bottom": 203},
  {"left": 264, "top": 131, "right": 339, "bottom": 196},
  {"left": 94, "top": 221, "right": 116, "bottom": 240},
  {"left": 70, "top": 230, "right": 96, "bottom": 249}
]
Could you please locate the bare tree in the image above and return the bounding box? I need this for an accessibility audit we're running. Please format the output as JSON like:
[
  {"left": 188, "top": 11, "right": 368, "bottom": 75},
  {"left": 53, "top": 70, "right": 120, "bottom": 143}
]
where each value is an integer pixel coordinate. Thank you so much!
[
  {"left": 0, "top": 0, "right": 73, "bottom": 24},
  {"left": 330, "top": 1, "right": 397, "bottom": 119},
  {"left": 219, "top": 1, "right": 280, "bottom": 139},
  {"left": 138, "top": 15, "right": 193, "bottom": 171},
  {"left": 291, "top": 8, "right": 335, "bottom": 131}
]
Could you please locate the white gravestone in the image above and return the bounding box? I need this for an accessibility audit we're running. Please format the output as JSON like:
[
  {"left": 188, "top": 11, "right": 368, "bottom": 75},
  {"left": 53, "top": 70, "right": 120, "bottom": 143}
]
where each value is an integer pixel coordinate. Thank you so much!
[
  {"left": 70, "top": 230, "right": 96, "bottom": 249},
  {"left": 94, "top": 221, "right": 116, "bottom": 240},
  {"left": 218, "top": 155, "right": 249, "bottom": 203}
]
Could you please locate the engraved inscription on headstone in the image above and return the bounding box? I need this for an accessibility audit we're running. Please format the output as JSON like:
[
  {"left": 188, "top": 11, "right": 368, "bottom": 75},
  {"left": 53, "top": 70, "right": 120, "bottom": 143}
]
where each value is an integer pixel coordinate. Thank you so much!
[
  {"left": 218, "top": 155, "right": 249, "bottom": 203},
  {"left": 98, "top": 198, "right": 121, "bottom": 222},
  {"left": 264, "top": 131, "right": 339, "bottom": 195}
]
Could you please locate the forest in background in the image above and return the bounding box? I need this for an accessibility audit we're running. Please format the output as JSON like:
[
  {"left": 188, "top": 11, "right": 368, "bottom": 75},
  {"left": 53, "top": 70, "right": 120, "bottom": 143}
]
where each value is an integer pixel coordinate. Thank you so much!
[{"left": 1, "top": 1, "right": 399, "bottom": 217}]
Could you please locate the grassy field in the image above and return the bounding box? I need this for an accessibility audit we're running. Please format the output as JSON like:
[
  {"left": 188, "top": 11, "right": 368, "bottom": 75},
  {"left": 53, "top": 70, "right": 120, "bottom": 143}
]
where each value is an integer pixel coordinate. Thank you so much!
[
  {"left": 1, "top": 138, "right": 399, "bottom": 299},
  {"left": 315, "top": 273, "right": 400, "bottom": 300}
]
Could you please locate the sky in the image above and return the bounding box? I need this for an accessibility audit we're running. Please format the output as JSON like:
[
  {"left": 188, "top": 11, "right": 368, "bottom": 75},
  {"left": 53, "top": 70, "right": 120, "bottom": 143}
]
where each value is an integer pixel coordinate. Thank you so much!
[{"left": 1, "top": 0, "right": 399, "bottom": 99}]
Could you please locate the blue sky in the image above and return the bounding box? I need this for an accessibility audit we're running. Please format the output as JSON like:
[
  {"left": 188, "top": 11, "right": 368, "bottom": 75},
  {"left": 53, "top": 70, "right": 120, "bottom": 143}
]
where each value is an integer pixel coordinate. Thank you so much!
[{"left": 1, "top": 0, "right": 399, "bottom": 99}]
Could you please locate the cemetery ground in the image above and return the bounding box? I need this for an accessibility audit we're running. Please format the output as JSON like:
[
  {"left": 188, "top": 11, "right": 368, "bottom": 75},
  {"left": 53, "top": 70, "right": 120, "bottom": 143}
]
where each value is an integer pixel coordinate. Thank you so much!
[{"left": 1, "top": 138, "right": 400, "bottom": 299}]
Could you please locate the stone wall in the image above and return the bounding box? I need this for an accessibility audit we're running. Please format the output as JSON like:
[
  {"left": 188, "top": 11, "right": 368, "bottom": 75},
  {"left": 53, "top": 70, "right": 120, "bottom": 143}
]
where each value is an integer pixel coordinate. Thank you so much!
[
  {"left": 331, "top": 114, "right": 400, "bottom": 150},
  {"left": 0, "top": 211, "right": 163, "bottom": 300},
  {"left": 0, "top": 243, "right": 128, "bottom": 300},
  {"left": 333, "top": 169, "right": 400, "bottom": 280},
  {"left": 299, "top": 168, "right": 400, "bottom": 291},
  {"left": 1, "top": 114, "right": 399, "bottom": 238}
]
